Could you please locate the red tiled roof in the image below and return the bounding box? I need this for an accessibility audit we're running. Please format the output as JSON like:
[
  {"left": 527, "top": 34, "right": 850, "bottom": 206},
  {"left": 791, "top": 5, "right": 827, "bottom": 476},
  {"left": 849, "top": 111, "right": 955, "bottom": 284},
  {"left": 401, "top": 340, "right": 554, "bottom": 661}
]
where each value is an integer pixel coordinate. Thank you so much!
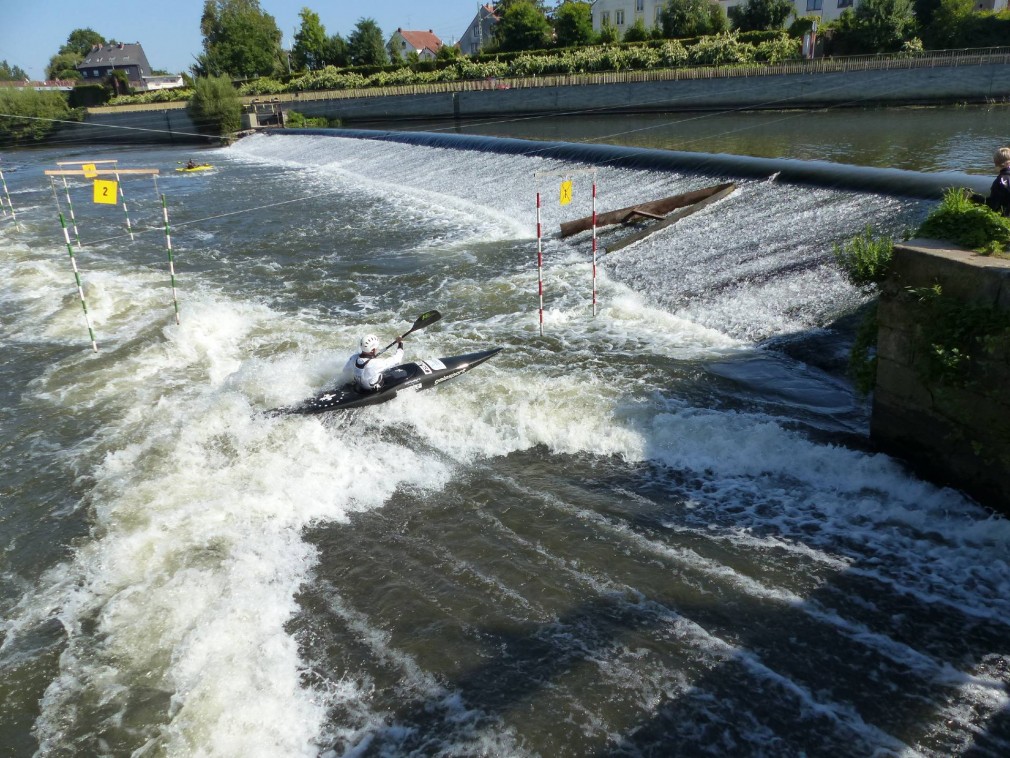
[{"left": 397, "top": 29, "right": 443, "bottom": 52}]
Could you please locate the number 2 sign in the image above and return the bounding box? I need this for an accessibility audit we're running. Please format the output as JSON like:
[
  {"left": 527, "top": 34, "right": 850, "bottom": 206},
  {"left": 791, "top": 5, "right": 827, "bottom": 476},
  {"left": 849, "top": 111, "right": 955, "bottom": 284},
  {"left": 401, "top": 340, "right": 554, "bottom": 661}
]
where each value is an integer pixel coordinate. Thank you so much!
[{"left": 93, "top": 179, "right": 118, "bottom": 205}]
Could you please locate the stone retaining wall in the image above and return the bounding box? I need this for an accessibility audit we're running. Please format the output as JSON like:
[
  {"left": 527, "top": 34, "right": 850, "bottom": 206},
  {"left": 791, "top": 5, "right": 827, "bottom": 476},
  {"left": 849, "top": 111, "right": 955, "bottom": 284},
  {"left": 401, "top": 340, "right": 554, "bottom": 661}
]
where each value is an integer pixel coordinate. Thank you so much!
[{"left": 872, "top": 239, "right": 1010, "bottom": 513}]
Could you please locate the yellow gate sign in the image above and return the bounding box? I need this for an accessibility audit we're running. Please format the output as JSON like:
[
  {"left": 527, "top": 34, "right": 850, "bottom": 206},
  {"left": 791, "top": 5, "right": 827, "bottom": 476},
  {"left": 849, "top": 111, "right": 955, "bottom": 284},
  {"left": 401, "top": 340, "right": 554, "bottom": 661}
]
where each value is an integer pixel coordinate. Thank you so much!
[
  {"left": 559, "top": 179, "right": 573, "bottom": 206},
  {"left": 93, "top": 179, "right": 118, "bottom": 204},
  {"left": 81, "top": 163, "right": 98, "bottom": 178}
]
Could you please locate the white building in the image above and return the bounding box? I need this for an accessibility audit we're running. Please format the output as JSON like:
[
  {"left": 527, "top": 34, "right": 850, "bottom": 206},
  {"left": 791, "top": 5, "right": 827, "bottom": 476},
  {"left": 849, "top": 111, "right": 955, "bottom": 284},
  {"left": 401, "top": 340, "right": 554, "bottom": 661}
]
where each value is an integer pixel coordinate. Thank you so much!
[
  {"left": 589, "top": 0, "right": 863, "bottom": 34},
  {"left": 141, "top": 75, "right": 185, "bottom": 91},
  {"left": 387, "top": 28, "right": 444, "bottom": 61}
]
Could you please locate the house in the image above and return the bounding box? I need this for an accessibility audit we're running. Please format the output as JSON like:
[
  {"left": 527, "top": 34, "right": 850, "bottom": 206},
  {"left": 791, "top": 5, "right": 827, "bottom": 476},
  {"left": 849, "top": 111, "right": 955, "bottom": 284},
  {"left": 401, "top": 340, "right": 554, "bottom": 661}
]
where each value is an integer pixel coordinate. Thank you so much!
[
  {"left": 588, "top": 0, "right": 867, "bottom": 33},
  {"left": 459, "top": 4, "right": 499, "bottom": 56},
  {"left": 387, "top": 29, "right": 443, "bottom": 62},
  {"left": 75, "top": 42, "right": 152, "bottom": 87},
  {"left": 141, "top": 75, "right": 185, "bottom": 91}
]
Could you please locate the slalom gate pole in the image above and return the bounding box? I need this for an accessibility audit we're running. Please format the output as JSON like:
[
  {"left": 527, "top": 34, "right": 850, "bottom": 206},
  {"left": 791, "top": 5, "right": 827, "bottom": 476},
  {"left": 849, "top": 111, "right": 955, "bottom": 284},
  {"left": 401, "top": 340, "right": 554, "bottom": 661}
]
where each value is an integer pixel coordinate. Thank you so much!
[
  {"left": 591, "top": 179, "right": 598, "bottom": 318},
  {"left": 0, "top": 168, "right": 18, "bottom": 229},
  {"left": 161, "top": 194, "right": 180, "bottom": 324},
  {"left": 115, "top": 169, "right": 134, "bottom": 241},
  {"left": 61, "top": 177, "right": 82, "bottom": 249},
  {"left": 58, "top": 212, "right": 98, "bottom": 353},
  {"left": 536, "top": 190, "right": 544, "bottom": 337}
]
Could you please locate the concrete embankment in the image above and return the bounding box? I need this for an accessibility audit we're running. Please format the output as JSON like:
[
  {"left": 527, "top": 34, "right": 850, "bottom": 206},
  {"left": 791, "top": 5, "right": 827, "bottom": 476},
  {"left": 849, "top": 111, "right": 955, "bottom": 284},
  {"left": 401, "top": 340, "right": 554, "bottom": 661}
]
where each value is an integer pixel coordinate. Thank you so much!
[
  {"left": 70, "top": 54, "right": 1010, "bottom": 146},
  {"left": 873, "top": 240, "right": 1010, "bottom": 514}
]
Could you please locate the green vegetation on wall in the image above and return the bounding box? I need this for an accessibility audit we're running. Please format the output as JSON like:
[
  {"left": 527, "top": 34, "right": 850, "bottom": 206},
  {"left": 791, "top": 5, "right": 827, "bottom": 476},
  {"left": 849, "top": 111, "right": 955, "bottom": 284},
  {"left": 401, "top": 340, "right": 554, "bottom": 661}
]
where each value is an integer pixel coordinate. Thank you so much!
[
  {"left": 907, "top": 283, "right": 1010, "bottom": 388},
  {"left": 916, "top": 188, "right": 1010, "bottom": 255}
]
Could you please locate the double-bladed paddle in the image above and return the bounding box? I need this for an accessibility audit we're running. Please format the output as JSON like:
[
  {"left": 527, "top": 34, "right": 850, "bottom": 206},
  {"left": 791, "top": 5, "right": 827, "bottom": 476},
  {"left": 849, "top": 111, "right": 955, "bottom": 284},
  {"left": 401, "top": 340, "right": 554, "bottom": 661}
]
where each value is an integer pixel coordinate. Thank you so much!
[{"left": 375, "top": 309, "right": 442, "bottom": 357}]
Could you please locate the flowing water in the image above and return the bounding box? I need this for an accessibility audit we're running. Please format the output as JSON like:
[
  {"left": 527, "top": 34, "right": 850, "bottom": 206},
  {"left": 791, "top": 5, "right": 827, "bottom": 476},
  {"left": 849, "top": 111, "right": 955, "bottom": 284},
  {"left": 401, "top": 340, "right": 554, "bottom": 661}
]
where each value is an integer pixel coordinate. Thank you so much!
[{"left": 1, "top": 117, "right": 1009, "bottom": 757}]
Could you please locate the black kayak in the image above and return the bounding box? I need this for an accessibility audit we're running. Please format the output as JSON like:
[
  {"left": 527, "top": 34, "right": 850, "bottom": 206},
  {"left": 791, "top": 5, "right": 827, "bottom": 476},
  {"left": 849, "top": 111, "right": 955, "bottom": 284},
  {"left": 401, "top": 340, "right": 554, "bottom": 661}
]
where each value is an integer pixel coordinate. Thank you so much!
[{"left": 274, "top": 348, "right": 503, "bottom": 415}]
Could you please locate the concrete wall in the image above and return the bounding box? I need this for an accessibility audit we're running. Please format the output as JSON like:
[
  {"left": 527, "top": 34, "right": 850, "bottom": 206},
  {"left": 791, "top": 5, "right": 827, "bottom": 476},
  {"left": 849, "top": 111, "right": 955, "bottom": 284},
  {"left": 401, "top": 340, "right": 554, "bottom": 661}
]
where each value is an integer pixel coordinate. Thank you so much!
[
  {"left": 69, "top": 60, "right": 1010, "bottom": 143},
  {"left": 293, "top": 63, "right": 1010, "bottom": 124},
  {"left": 872, "top": 240, "right": 1010, "bottom": 513},
  {"left": 59, "top": 106, "right": 215, "bottom": 145}
]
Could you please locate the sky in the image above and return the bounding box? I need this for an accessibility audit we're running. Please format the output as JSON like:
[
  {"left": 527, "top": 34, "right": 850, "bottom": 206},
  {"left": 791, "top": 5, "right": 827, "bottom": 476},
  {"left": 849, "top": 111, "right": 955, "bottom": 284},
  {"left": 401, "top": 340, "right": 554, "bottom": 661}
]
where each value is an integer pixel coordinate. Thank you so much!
[{"left": 0, "top": 1, "right": 490, "bottom": 80}]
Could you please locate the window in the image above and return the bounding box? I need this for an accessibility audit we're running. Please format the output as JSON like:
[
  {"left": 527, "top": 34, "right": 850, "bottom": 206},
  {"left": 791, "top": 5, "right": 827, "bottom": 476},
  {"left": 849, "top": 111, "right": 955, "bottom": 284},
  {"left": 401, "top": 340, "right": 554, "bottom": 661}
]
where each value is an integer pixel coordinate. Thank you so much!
[
  {"left": 655, "top": 6, "right": 663, "bottom": 23},
  {"left": 837, "top": 0, "right": 852, "bottom": 6},
  {"left": 806, "top": 0, "right": 822, "bottom": 9},
  {"left": 616, "top": 9, "right": 625, "bottom": 24},
  {"left": 637, "top": 0, "right": 644, "bottom": 10},
  {"left": 601, "top": 11, "right": 610, "bottom": 25}
]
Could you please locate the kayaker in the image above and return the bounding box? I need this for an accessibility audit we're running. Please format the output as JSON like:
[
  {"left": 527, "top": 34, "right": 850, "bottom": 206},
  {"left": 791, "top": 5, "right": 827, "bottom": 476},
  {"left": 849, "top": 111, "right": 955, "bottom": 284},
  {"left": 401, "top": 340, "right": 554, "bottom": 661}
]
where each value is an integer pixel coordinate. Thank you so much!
[
  {"left": 343, "top": 333, "right": 404, "bottom": 392},
  {"left": 186, "top": 159, "right": 197, "bottom": 169}
]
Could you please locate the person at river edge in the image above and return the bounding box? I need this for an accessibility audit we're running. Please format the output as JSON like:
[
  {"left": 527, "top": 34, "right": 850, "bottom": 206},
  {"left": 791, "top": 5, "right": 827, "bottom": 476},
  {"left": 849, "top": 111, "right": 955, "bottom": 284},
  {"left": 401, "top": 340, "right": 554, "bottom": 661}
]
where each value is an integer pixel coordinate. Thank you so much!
[
  {"left": 344, "top": 333, "right": 404, "bottom": 392},
  {"left": 986, "top": 147, "right": 1010, "bottom": 216}
]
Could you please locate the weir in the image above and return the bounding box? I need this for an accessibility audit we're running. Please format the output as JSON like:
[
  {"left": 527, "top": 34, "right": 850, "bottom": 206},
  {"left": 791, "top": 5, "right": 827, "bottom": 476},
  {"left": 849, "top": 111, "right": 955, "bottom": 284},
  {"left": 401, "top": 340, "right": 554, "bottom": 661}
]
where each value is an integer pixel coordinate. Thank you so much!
[{"left": 284, "top": 128, "right": 993, "bottom": 200}]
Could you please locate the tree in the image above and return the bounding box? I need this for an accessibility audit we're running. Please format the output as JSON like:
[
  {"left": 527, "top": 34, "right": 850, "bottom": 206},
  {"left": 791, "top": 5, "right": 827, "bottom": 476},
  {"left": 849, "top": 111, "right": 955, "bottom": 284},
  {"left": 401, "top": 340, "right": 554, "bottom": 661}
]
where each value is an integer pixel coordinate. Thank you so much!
[
  {"left": 623, "top": 18, "right": 653, "bottom": 42},
  {"left": 45, "top": 28, "right": 106, "bottom": 81},
  {"left": 494, "top": 0, "right": 552, "bottom": 52},
  {"left": 63, "top": 29, "right": 106, "bottom": 57},
  {"left": 347, "top": 18, "right": 388, "bottom": 66},
  {"left": 0, "top": 61, "right": 28, "bottom": 81},
  {"left": 924, "top": 0, "right": 973, "bottom": 48},
  {"left": 661, "top": 0, "right": 726, "bottom": 38},
  {"left": 291, "top": 7, "right": 328, "bottom": 71},
  {"left": 0, "top": 89, "right": 79, "bottom": 146},
  {"left": 187, "top": 75, "right": 241, "bottom": 136},
  {"left": 730, "top": 0, "right": 795, "bottom": 32},
  {"left": 46, "top": 52, "right": 84, "bottom": 81},
  {"left": 322, "top": 35, "right": 350, "bottom": 68},
  {"left": 197, "top": 0, "right": 283, "bottom": 78},
  {"left": 554, "top": 1, "right": 595, "bottom": 48},
  {"left": 437, "top": 44, "right": 462, "bottom": 61},
  {"left": 598, "top": 21, "right": 621, "bottom": 44},
  {"left": 854, "top": 0, "right": 916, "bottom": 51}
]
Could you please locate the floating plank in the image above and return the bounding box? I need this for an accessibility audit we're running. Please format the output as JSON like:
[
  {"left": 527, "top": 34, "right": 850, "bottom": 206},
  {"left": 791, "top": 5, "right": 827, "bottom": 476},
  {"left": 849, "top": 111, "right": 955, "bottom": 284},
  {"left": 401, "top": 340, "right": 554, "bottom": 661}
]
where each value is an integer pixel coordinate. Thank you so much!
[
  {"left": 605, "top": 183, "right": 736, "bottom": 254},
  {"left": 559, "top": 182, "right": 735, "bottom": 238}
]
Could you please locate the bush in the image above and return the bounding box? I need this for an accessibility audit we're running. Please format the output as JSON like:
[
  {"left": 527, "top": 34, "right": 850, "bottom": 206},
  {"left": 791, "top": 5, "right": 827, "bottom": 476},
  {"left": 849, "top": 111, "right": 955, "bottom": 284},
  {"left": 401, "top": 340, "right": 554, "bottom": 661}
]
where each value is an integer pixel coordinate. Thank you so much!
[
  {"left": 753, "top": 34, "right": 803, "bottom": 63},
  {"left": 286, "top": 111, "right": 336, "bottom": 128},
  {"left": 187, "top": 75, "right": 242, "bottom": 137},
  {"left": 687, "top": 32, "right": 756, "bottom": 65},
  {"left": 0, "top": 88, "right": 81, "bottom": 145},
  {"left": 833, "top": 225, "right": 895, "bottom": 287},
  {"left": 916, "top": 188, "right": 1010, "bottom": 253}
]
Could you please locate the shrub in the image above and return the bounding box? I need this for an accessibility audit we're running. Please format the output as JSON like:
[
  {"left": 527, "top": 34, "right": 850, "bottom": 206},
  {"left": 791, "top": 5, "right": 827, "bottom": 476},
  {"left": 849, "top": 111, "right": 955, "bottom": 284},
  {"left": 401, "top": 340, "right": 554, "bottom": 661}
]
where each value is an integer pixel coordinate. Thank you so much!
[
  {"left": 187, "top": 75, "right": 242, "bottom": 137},
  {"left": 687, "top": 32, "right": 755, "bottom": 65},
  {"left": 753, "top": 34, "right": 803, "bottom": 63},
  {"left": 916, "top": 188, "right": 1010, "bottom": 253},
  {"left": 286, "top": 111, "right": 336, "bottom": 128},
  {"left": 0, "top": 88, "right": 81, "bottom": 145},
  {"left": 833, "top": 225, "right": 895, "bottom": 287}
]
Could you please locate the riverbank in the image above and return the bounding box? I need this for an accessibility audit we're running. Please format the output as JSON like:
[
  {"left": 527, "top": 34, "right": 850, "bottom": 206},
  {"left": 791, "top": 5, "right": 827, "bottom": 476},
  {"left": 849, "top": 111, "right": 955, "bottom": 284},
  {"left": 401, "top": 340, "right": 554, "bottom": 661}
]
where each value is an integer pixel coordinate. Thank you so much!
[{"left": 64, "top": 49, "right": 1010, "bottom": 146}]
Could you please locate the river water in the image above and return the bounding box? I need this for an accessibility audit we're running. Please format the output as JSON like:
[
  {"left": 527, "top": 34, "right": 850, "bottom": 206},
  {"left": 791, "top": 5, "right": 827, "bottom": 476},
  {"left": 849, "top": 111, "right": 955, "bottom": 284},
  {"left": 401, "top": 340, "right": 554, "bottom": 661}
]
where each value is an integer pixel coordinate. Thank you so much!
[{"left": 1, "top": 107, "right": 1009, "bottom": 757}]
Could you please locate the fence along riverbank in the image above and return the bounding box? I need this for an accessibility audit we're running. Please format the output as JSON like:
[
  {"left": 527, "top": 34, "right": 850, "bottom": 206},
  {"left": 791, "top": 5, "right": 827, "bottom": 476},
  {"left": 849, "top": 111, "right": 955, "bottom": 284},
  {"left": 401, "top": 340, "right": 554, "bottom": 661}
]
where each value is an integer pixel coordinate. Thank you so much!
[{"left": 71, "top": 46, "right": 1010, "bottom": 144}]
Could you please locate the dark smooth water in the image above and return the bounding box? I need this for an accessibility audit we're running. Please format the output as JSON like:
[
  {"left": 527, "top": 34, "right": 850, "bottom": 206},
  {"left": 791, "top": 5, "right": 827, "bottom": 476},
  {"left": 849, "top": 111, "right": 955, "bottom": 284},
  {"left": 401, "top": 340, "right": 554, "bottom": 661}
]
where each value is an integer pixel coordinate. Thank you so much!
[
  {"left": 399, "top": 105, "right": 1010, "bottom": 175},
  {"left": 1, "top": 110, "right": 1008, "bottom": 757}
]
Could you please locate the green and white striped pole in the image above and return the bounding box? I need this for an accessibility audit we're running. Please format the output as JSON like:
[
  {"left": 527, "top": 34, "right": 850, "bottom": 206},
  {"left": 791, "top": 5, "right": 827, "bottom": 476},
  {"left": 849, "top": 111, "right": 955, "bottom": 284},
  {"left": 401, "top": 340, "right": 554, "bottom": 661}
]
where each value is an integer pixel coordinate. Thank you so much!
[
  {"left": 61, "top": 177, "right": 82, "bottom": 249},
  {"left": 114, "top": 168, "right": 134, "bottom": 241},
  {"left": 161, "top": 194, "right": 180, "bottom": 324},
  {"left": 0, "top": 167, "right": 18, "bottom": 230},
  {"left": 58, "top": 212, "right": 98, "bottom": 353}
]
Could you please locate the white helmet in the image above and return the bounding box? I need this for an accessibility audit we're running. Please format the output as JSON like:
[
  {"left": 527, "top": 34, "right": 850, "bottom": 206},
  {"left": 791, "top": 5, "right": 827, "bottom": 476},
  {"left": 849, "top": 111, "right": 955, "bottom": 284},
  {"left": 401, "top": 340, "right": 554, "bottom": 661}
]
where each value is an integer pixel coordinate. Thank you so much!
[{"left": 360, "top": 334, "right": 379, "bottom": 352}]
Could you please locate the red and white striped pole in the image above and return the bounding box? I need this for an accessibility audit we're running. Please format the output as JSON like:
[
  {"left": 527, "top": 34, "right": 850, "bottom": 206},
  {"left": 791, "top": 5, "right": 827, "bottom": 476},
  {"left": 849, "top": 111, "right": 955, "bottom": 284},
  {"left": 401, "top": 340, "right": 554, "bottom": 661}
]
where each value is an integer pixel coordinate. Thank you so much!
[
  {"left": 591, "top": 179, "right": 598, "bottom": 317},
  {"left": 536, "top": 190, "right": 544, "bottom": 337}
]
